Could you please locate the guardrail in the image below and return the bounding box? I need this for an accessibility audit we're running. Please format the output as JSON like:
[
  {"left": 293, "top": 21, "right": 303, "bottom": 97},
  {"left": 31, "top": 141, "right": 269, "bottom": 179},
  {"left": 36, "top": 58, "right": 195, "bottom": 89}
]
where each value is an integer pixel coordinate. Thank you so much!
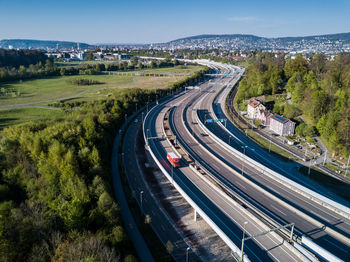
[
  {"left": 209, "top": 82, "right": 350, "bottom": 221},
  {"left": 168, "top": 90, "right": 310, "bottom": 261},
  {"left": 196, "top": 107, "right": 350, "bottom": 244},
  {"left": 143, "top": 94, "right": 251, "bottom": 262}
]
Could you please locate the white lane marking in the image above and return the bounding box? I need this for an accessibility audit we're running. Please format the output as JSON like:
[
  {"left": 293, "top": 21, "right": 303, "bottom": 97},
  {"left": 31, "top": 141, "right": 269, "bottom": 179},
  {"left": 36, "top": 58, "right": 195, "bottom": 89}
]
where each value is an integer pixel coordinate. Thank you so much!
[
  {"left": 236, "top": 181, "right": 247, "bottom": 189},
  {"left": 270, "top": 205, "right": 287, "bottom": 216},
  {"left": 193, "top": 172, "right": 298, "bottom": 262},
  {"left": 211, "top": 163, "right": 221, "bottom": 171}
]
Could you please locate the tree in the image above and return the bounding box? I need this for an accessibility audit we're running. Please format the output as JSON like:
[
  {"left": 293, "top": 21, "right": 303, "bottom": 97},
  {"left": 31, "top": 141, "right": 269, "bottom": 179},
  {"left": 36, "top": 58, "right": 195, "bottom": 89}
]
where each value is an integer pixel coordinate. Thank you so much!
[
  {"left": 150, "top": 61, "right": 157, "bottom": 68},
  {"left": 284, "top": 54, "right": 308, "bottom": 78},
  {"left": 85, "top": 52, "right": 94, "bottom": 61}
]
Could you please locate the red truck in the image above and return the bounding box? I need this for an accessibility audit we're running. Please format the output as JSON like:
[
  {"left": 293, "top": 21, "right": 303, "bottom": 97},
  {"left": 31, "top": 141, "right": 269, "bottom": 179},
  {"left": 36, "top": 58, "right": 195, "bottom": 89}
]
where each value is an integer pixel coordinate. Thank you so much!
[{"left": 167, "top": 152, "right": 180, "bottom": 167}]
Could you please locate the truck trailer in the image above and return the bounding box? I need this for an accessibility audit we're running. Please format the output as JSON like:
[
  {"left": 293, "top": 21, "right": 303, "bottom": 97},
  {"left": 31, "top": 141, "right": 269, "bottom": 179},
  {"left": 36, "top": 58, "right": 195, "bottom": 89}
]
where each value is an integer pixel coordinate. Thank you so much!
[{"left": 167, "top": 152, "right": 180, "bottom": 167}]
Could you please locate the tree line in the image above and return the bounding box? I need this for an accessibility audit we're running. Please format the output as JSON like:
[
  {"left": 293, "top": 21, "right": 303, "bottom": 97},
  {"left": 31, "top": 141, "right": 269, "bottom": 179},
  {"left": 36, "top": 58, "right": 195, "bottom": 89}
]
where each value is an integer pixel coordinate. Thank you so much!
[
  {"left": 0, "top": 48, "right": 48, "bottom": 68},
  {"left": 0, "top": 66, "right": 209, "bottom": 261},
  {"left": 236, "top": 52, "right": 350, "bottom": 157},
  {"left": 0, "top": 56, "right": 184, "bottom": 83}
]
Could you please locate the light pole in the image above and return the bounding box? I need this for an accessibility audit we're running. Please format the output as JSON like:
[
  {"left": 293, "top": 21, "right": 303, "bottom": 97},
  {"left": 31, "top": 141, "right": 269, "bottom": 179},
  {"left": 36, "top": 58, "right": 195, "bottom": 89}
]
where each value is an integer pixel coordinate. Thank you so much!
[
  {"left": 308, "top": 160, "right": 312, "bottom": 176},
  {"left": 323, "top": 150, "right": 327, "bottom": 166},
  {"left": 136, "top": 103, "right": 138, "bottom": 113},
  {"left": 142, "top": 112, "right": 144, "bottom": 124},
  {"left": 241, "top": 146, "right": 248, "bottom": 176},
  {"left": 125, "top": 113, "right": 127, "bottom": 122},
  {"left": 146, "top": 129, "right": 150, "bottom": 146},
  {"left": 345, "top": 154, "right": 350, "bottom": 177},
  {"left": 140, "top": 190, "right": 144, "bottom": 214},
  {"left": 268, "top": 137, "right": 272, "bottom": 153},
  {"left": 228, "top": 135, "right": 231, "bottom": 145},
  {"left": 240, "top": 221, "right": 248, "bottom": 262},
  {"left": 186, "top": 247, "right": 190, "bottom": 262}
]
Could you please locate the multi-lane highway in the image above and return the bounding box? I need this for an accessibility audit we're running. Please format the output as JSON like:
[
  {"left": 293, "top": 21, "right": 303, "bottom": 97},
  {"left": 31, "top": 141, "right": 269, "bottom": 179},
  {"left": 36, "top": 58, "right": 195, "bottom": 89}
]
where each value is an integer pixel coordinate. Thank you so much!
[
  {"left": 142, "top": 60, "right": 350, "bottom": 261},
  {"left": 143, "top": 73, "right": 306, "bottom": 261}
]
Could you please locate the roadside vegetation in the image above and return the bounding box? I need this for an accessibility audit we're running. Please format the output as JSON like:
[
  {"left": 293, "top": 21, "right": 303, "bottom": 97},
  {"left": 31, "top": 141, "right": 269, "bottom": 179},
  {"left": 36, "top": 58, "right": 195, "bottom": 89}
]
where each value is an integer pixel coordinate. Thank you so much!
[
  {"left": 0, "top": 51, "right": 209, "bottom": 261},
  {"left": 236, "top": 52, "right": 350, "bottom": 160}
]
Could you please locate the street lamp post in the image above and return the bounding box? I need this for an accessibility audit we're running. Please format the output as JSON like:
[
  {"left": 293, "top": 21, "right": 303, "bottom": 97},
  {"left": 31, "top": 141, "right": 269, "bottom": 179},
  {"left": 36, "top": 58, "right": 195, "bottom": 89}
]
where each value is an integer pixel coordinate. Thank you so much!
[
  {"left": 142, "top": 112, "right": 144, "bottom": 124},
  {"left": 228, "top": 135, "right": 231, "bottom": 145},
  {"left": 186, "top": 247, "right": 190, "bottom": 262},
  {"left": 140, "top": 191, "right": 144, "bottom": 214},
  {"left": 241, "top": 146, "right": 248, "bottom": 176},
  {"left": 323, "top": 150, "right": 327, "bottom": 166},
  {"left": 240, "top": 221, "right": 248, "bottom": 262},
  {"left": 345, "top": 154, "right": 350, "bottom": 177},
  {"left": 135, "top": 103, "right": 138, "bottom": 113},
  {"left": 268, "top": 137, "right": 272, "bottom": 153}
]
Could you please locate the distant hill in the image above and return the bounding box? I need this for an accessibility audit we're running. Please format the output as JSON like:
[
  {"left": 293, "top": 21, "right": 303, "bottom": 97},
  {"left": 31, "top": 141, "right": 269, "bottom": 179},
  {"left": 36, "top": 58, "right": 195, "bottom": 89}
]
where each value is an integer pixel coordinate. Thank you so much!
[
  {"left": 0, "top": 39, "right": 93, "bottom": 50},
  {"left": 157, "top": 32, "right": 350, "bottom": 53}
]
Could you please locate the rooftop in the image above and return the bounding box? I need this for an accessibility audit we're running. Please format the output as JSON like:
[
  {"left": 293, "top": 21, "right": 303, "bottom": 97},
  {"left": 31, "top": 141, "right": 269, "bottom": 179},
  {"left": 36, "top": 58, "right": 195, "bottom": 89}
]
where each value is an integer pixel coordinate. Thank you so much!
[
  {"left": 248, "top": 99, "right": 260, "bottom": 108},
  {"left": 272, "top": 114, "right": 288, "bottom": 123}
]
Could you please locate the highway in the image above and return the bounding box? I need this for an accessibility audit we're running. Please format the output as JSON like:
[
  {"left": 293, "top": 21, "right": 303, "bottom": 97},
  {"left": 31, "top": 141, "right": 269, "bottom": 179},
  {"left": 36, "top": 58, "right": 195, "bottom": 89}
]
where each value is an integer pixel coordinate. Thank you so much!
[
  {"left": 166, "top": 63, "right": 350, "bottom": 260},
  {"left": 144, "top": 83, "right": 304, "bottom": 260},
  {"left": 121, "top": 112, "right": 201, "bottom": 261}
]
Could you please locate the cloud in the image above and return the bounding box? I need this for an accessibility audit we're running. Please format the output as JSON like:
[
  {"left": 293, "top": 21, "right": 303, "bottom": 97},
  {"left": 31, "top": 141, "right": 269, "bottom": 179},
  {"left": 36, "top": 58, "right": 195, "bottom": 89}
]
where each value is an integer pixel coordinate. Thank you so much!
[{"left": 227, "top": 16, "right": 258, "bottom": 22}]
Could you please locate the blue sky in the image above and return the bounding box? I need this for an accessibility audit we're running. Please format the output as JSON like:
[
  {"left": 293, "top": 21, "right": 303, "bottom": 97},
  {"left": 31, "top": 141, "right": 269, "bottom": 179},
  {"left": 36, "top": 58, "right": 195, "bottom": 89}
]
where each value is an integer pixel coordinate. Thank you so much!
[{"left": 0, "top": 0, "right": 349, "bottom": 44}]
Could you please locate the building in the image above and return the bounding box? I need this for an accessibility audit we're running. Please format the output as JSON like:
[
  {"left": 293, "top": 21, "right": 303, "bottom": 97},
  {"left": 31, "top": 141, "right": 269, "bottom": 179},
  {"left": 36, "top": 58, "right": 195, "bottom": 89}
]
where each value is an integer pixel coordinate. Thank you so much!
[
  {"left": 260, "top": 110, "right": 273, "bottom": 126},
  {"left": 118, "top": 54, "right": 133, "bottom": 60},
  {"left": 247, "top": 98, "right": 266, "bottom": 119},
  {"left": 269, "top": 114, "right": 295, "bottom": 136}
]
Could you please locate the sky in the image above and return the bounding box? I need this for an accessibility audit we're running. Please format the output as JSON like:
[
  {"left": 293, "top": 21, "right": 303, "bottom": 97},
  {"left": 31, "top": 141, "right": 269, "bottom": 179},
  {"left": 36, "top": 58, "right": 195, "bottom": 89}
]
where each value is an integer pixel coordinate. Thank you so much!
[{"left": 1, "top": 0, "right": 350, "bottom": 44}]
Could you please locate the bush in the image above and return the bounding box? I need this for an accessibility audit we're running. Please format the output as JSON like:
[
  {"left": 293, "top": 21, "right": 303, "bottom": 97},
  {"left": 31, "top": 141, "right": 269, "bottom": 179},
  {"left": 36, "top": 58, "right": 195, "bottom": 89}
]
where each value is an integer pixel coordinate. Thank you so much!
[{"left": 69, "top": 78, "right": 104, "bottom": 86}]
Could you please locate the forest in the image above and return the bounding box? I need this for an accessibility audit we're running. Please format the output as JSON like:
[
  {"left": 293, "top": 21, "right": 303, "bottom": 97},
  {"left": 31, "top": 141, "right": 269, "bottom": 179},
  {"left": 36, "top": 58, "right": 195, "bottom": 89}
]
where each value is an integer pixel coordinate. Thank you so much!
[
  {"left": 0, "top": 49, "right": 48, "bottom": 68},
  {"left": 0, "top": 52, "right": 209, "bottom": 261},
  {"left": 236, "top": 52, "right": 350, "bottom": 157}
]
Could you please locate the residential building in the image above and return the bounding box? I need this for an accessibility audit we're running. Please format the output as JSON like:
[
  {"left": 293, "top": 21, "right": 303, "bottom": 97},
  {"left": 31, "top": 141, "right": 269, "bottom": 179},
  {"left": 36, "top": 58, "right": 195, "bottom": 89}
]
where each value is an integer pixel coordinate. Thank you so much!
[
  {"left": 247, "top": 98, "right": 266, "bottom": 119},
  {"left": 269, "top": 115, "right": 295, "bottom": 136}
]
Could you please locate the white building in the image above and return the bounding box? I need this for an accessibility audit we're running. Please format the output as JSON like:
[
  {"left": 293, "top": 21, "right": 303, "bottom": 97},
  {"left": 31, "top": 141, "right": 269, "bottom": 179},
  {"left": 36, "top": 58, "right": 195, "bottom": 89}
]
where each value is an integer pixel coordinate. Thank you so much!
[
  {"left": 269, "top": 115, "right": 295, "bottom": 136},
  {"left": 247, "top": 98, "right": 266, "bottom": 119}
]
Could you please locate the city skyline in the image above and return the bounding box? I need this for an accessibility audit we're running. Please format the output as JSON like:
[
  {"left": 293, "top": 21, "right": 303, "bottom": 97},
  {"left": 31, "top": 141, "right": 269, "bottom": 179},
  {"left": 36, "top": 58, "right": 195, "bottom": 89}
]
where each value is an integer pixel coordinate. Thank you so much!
[{"left": 1, "top": 0, "right": 350, "bottom": 44}]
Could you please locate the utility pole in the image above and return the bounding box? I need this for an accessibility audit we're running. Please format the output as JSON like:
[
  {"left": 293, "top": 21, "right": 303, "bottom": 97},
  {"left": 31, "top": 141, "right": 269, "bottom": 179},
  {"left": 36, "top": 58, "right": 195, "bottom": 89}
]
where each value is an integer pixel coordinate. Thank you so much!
[
  {"left": 186, "top": 247, "right": 190, "bottom": 262},
  {"left": 345, "top": 154, "right": 350, "bottom": 177},
  {"left": 240, "top": 221, "right": 248, "bottom": 262},
  {"left": 140, "top": 191, "right": 144, "bottom": 214},
  {"left": 308, "top": 160, "right": 312, "bottom": 176}
]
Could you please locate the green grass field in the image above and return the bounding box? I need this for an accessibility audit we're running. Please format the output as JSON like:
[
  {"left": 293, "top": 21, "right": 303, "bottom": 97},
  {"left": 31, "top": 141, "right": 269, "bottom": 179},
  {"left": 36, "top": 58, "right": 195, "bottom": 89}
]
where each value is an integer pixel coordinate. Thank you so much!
[
  {"left": 0, "top": 108, "right": 65, "bottom": 129},
  {"left": 0, "top": 65, "right": 204, "bottom": 129}
]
